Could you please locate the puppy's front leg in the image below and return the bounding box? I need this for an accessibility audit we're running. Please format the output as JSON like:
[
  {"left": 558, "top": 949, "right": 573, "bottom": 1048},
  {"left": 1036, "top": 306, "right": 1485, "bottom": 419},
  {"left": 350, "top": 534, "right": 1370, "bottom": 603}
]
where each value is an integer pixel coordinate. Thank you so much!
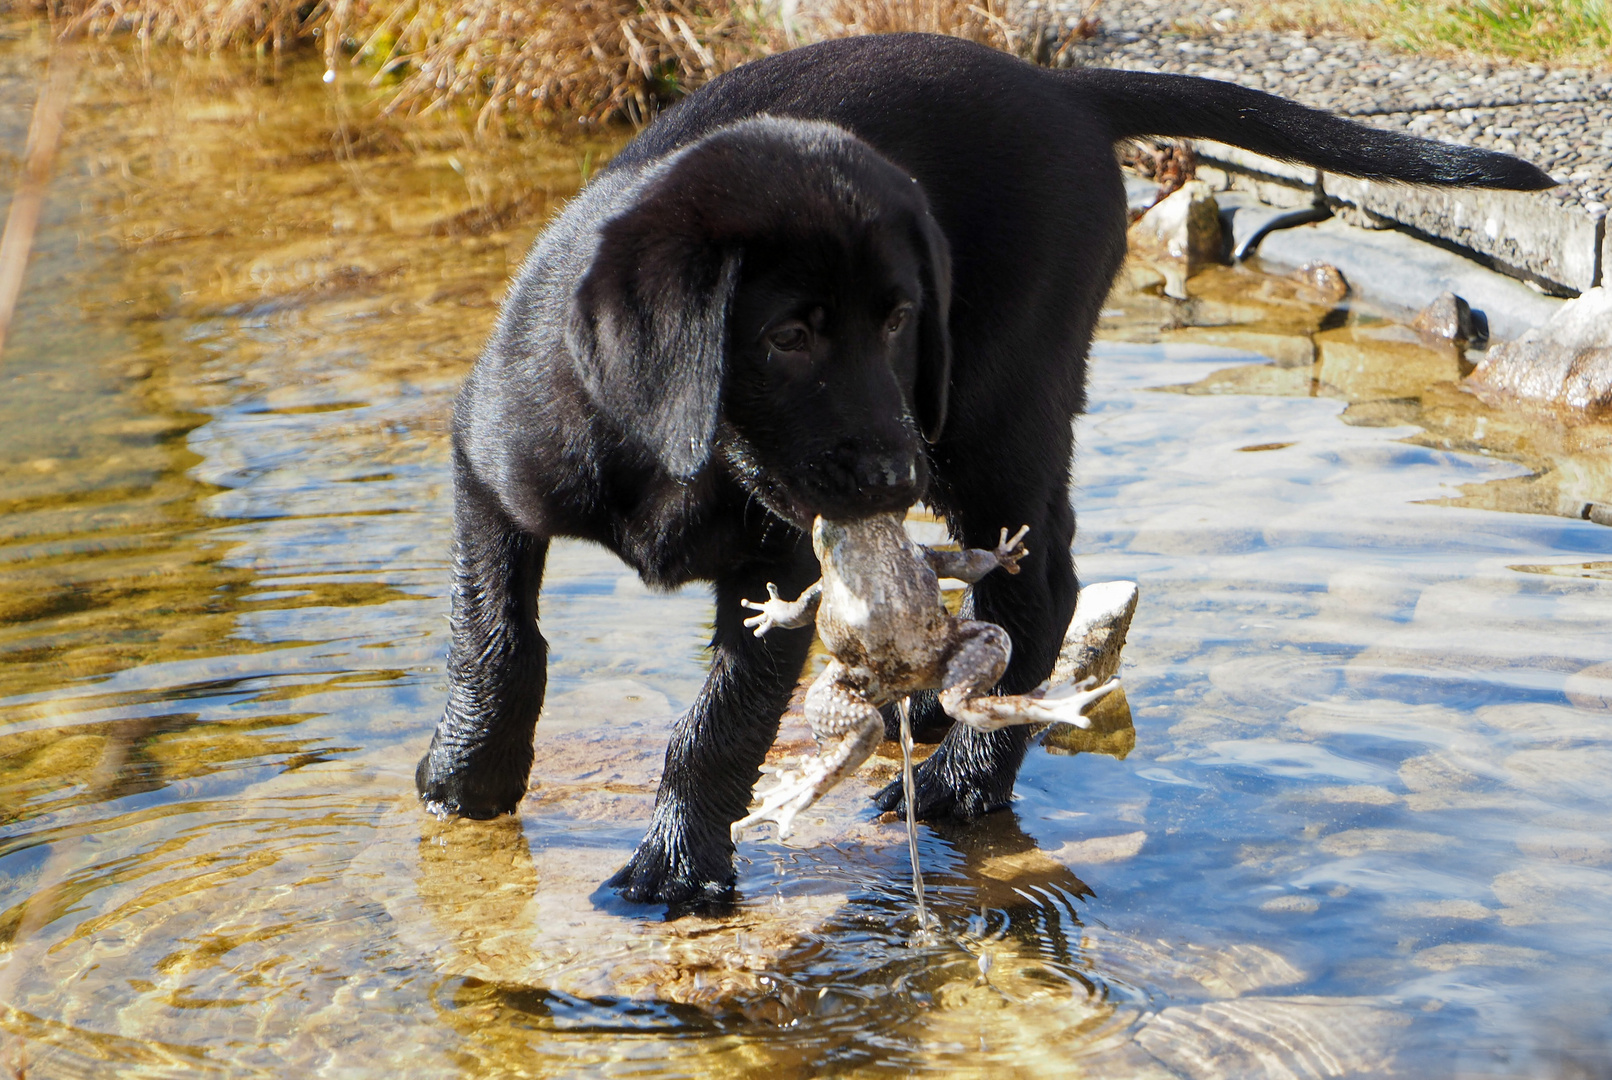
[
  {"left": 417, "top": 458, "right": 549, "bottom": 819},
  {"left": 609, "top": 557, "right": 816, "bottom": 906}
]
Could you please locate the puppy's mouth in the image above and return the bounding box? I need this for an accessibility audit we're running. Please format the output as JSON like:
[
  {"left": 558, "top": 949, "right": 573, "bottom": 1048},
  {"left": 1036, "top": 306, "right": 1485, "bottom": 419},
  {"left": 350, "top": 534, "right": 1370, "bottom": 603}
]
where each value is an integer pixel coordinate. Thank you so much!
[
  {"left": 716, "top": 424, "right": 815, "bottom": 530},
  {"left": 716, "top": 423, "right": 924, "bottom": 528}
]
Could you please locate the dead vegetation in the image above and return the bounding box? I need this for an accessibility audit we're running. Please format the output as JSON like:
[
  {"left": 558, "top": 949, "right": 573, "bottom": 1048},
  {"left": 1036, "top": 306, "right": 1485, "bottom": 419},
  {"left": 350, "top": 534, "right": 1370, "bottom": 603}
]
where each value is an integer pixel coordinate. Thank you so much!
[
  {"left": 343, "top": 0, "right": 787, "bottom": 129},
  {"left": 28, "top": 0, "right": 1095, "bottom": 129},
  {"left": 16, "top": 0, "right": 1607, "bottom": 130},
  {"left": 1117, "top": 138, "right": 1196, "bottom": 208},
  {"left": 45, "top": 0, "right": 786, "bottom": 127}
]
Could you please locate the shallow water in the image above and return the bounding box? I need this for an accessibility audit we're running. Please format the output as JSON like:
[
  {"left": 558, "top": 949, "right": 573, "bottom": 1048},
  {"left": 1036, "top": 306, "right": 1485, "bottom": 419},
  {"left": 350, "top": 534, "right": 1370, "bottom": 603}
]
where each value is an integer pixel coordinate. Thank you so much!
[{"left": 2, "top": 26, "right": 1611, "bottom": 1079}]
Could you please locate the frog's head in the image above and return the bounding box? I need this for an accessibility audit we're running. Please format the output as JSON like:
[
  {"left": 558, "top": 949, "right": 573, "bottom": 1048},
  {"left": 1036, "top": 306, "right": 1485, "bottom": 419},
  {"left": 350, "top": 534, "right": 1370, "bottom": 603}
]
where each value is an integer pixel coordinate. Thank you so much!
[{"left": 810, "top": 516, "right": 845, "bottom": 561}]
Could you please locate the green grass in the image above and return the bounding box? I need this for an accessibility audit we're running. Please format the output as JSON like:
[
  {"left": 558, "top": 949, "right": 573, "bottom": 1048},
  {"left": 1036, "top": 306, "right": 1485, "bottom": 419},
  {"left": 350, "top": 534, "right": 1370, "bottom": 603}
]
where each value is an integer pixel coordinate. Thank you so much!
[
  {"left": 1395, "top": 0, "right": 1612, "bottom": 62},
  {"left": 1248, "top": 0, "right": 1612, "bottom": 66}
]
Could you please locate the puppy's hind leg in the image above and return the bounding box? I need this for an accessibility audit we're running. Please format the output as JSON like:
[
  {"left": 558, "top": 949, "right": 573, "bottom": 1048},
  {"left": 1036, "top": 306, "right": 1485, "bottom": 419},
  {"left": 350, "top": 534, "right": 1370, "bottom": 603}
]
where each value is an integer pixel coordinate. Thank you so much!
[{"left": 417, "top": 458, "right": 549, "bottom": 819}]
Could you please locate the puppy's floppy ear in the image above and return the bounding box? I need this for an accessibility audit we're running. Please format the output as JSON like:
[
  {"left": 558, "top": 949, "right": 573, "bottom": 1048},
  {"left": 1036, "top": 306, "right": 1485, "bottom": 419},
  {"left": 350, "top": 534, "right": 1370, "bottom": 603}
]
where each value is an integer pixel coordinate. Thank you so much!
[
  {"left": 912, "top": 208, "right": 953, "bottom": 444},
  {"left": 567, "top": 198, "right": 740, "bottom": 479}
]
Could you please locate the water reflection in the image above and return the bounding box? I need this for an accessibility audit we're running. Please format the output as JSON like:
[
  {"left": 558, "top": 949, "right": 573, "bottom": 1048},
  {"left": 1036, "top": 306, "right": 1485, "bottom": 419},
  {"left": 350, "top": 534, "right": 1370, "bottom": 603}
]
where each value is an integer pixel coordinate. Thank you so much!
[{"left": 0, "top": 23, "right": 1609, "bottom": 1080}]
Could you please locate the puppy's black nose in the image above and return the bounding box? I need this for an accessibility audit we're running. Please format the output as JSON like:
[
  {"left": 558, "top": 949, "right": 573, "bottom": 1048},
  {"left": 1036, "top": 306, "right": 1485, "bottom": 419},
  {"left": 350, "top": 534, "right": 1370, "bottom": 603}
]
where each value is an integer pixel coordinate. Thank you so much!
[
  {"left": 856, "top": 453, "right": 916, "bottom": 491},
  {"left": 796, "top": 444, "right": 925, "bottom": 517},
  {"left": 853, "top": 452, "right": 921, "bottom": 506}
]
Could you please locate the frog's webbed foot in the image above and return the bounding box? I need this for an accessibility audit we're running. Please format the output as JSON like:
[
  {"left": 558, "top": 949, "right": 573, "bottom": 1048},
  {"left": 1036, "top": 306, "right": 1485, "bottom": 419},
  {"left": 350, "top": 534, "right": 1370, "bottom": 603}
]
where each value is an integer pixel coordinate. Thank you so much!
[
  {"left": 730, "top": 761, "right": 835, "bottom": 842},
  {"left": 939, "top": 622, "right": 1119, "bottom": 733},
  {"left": 731, "top": 664, "right": 883, "bottom": 843},
  {"left": 1022, "top": 675, "right": 1121, "bottom": 729},
  {"left": 924, "top": 526, "right": 1033, "bottom": 584},
  {"left": 991, "top": 525, "right": 1031, "bottom": 575}
]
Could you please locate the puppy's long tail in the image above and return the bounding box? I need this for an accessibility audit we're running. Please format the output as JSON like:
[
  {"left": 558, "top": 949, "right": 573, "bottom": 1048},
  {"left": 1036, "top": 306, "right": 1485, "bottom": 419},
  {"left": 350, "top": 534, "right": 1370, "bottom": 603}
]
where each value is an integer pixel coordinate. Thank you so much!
[{"left": 1065, "top": 67, "right": 1555, "bottom": 190}]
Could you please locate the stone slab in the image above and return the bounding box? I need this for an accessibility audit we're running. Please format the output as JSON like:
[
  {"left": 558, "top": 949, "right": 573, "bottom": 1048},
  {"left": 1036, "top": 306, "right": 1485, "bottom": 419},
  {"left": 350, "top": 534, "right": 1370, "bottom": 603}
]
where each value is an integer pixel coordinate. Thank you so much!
[
  {"left": 1063, "top": 9, "right": 1612, "bottom": 296},
  {"left": 1196, "top": 140, "right": 1320, "bottom": 189},
  {"left": 1195, "top": 160, "right": 1320, "bottom": 211},
  {"left": 1165, "top": 326, "right": 1316, "bottom": 369},
  {"left": 1255, "top": 217, "right": 1563, "bottom": 342}
]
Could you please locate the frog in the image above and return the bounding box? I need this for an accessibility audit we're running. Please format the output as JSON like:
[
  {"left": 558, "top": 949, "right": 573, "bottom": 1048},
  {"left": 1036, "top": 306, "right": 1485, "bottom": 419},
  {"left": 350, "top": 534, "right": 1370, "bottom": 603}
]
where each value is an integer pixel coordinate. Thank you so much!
[{"left": 730, "top": 512, "right": 1121, "bottom": 841}]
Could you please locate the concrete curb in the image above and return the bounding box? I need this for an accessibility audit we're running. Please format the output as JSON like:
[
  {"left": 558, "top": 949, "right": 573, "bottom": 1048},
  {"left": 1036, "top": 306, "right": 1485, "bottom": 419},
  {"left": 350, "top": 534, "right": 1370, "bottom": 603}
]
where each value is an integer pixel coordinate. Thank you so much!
[{"left": 1192, "top": 140, "right": 1606, "bottom": 295}]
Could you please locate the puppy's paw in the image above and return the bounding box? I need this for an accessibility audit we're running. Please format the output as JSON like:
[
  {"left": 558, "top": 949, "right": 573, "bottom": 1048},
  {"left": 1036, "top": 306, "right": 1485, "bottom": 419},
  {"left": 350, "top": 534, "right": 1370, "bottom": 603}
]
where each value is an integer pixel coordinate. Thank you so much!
[
  {"left": 871, "top": 723, "right": 1027, "bottom": 822},
  {"left": 871, "top": 775, "right": 1008, "bottom": 822},
  {"left": 415, "top": 748, "right": 527, "bottom": 820},
  {"left": 607, "top": 827, "right": 736, "bottom": 906},
  {"left": 871, "top": 751, "right": 1011, "bottom": 823}
]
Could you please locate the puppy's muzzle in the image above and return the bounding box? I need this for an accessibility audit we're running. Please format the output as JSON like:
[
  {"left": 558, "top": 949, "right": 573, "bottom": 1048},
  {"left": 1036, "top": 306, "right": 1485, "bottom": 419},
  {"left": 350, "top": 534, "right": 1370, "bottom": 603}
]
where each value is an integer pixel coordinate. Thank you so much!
[{"left": 797, "top": 445, "right": 924, "bottom": 516}]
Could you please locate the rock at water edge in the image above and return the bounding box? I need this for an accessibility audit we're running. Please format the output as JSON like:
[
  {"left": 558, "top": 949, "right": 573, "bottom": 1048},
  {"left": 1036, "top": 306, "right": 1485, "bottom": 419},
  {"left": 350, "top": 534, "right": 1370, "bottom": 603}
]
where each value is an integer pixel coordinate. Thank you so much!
[
  {"left": 1127, "top": 181, "right": 1222, "bottom": 299},
  {"left": 1466, "top": 286, "right": 1612, "bottom": 416}
]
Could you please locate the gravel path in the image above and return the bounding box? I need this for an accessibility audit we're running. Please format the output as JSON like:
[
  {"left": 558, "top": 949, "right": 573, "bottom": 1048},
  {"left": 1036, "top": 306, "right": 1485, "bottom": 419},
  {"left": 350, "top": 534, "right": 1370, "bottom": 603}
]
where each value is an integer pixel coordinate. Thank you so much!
[{"left": 1037, "top": 0, "right": 1612, "bottom": 213}]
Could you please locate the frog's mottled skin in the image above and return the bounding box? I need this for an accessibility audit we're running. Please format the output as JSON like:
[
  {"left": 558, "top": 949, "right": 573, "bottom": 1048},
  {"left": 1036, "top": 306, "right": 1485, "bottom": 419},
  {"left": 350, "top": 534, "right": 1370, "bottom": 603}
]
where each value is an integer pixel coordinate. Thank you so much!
[{"left": 732, "top": 513, "right": 1119, "bottom": 840}]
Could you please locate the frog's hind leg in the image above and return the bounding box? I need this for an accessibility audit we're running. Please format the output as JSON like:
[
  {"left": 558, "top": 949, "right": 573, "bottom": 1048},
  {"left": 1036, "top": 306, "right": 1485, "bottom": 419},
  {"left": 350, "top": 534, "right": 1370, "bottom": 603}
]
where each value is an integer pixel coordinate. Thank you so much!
[
  {"left": 730, "top": 663, "right": 885, "bottom": 842},
  {"left": 939, "top": 621, "right": 1119, "bottom": 732}
]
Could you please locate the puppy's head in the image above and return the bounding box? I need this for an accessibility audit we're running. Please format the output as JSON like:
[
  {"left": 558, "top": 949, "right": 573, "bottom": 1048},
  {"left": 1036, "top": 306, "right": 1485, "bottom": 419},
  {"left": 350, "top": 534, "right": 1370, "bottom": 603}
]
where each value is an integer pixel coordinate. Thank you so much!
[{"left": 567, "top": 116, "right": 951, "bottom": 524}]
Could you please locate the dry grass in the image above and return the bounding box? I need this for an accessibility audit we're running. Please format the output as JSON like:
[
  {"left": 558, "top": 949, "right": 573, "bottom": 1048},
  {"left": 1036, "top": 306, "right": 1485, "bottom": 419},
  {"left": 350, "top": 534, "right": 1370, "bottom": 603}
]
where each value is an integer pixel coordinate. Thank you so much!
[
  {"left": 35, "top": 0, "right": 1098, "bottom": 128},
  {"left": 814, "top": 0, "right": 1015, "bottom": 50},
  {"left": 52, "top": 0, "right": 312, "bottom": 54},
  {"left": 47, "top": 0, "right": 788, "bottom": 127},
  {"left": 1242, "top": 0, "right": 1612, "bottom": 68},
  {"left": 346, "top": 0, "right": 788, "bottom": 128}
]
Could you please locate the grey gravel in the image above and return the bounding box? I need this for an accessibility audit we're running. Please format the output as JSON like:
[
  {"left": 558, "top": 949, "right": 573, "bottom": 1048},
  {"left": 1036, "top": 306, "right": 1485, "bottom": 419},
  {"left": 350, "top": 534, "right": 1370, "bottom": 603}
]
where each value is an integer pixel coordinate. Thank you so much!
[{"left": 1029, "top": 0, "right": 1612, "bottom": 212}]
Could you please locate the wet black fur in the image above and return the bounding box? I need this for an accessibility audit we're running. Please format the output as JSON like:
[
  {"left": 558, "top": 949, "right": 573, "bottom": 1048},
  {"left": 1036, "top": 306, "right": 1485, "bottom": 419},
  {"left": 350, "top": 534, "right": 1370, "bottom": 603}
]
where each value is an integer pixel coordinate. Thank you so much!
[{"left": 414, "top": 33, "right": 1553, "bottom": 905}]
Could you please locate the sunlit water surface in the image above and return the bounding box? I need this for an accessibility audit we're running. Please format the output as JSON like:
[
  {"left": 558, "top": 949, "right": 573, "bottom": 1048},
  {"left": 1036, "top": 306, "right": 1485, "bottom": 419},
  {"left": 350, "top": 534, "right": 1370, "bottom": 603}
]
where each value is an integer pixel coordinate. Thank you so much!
[{"left": 1, "top": 26, "right": 1610, "bottom": 1080}]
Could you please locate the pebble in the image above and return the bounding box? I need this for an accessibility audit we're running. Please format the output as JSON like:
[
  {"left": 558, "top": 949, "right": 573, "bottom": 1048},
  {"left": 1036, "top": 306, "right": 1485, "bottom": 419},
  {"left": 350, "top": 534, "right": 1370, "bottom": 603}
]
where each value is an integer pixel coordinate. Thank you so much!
[
  {"left": 1412, "top": 290, "right": 1479, "bottom": 343},
  {"left": 1024, "top": 0, "right": 1612, "bottom": 211}
]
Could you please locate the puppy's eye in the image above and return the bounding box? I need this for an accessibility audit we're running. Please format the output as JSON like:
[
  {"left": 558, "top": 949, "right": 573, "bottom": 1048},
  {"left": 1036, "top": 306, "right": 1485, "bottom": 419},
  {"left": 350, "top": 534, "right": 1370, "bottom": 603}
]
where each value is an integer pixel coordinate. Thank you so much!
[
  {"left": 767, "top": 324, "right": 809, "bottom": 354},
  {"left": 885, "top": 303, "right": 914, "bottom": 335}
]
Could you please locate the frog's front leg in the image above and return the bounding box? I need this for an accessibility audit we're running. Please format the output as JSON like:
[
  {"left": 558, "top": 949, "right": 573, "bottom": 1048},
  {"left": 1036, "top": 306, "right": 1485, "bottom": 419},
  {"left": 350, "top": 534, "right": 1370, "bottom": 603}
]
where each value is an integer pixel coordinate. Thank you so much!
[
  {"left": 730, "top": 662, "right": 884, "bottom": 841},
  {"left": 938, "top": 620, "right": 1119, "bottom": 732},
  {"left": 923, "top": 525, "right": 1031, "bottom": 584},
  {"left": 741, "top": 580, "right": 823, "bottom": 637}
]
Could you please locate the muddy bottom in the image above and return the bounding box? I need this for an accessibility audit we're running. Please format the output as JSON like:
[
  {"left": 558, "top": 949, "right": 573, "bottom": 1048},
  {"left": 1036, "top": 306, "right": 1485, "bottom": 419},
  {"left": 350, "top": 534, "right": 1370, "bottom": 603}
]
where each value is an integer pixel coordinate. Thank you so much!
[{"left": 1, "top": 26, "right": 1610, "bottom": 1080}]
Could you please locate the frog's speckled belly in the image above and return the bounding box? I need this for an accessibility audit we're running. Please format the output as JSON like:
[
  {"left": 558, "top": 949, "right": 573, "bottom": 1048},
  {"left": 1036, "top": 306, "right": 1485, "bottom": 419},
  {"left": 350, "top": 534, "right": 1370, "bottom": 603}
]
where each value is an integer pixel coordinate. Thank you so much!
[{"left": 818, "top": 588, "right": 949, "bottom": 700}]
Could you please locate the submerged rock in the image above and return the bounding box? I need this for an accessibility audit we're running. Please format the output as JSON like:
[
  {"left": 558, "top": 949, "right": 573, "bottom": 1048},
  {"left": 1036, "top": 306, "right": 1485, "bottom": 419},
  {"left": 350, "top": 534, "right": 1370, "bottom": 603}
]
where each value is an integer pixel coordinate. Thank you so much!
[
  {"left": 1466, "top": 287, "right": 1612, "bottom": 417},
  {"left": 1166, "top": 327, "right": 1317, "bottom": 369},
  {"left": 1314, "top": 324, "right": 1464, "bottom": 402},
  {"left": 1137, "top": 996, "right": 1407, "bottom": 1079},
  {"left": 1291, "top": 261, "right": 1348, "bottom": 304},
  {"left": 1127, "top": 180, "right": 1222, "bottom": 299}
]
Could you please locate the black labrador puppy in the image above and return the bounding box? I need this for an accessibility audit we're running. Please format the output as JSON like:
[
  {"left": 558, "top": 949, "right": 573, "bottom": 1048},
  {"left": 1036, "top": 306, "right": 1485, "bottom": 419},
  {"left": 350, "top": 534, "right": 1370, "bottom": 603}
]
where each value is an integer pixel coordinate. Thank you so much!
[{"left": 415, "top": 33, "right": 1551, "bottom": 904}]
